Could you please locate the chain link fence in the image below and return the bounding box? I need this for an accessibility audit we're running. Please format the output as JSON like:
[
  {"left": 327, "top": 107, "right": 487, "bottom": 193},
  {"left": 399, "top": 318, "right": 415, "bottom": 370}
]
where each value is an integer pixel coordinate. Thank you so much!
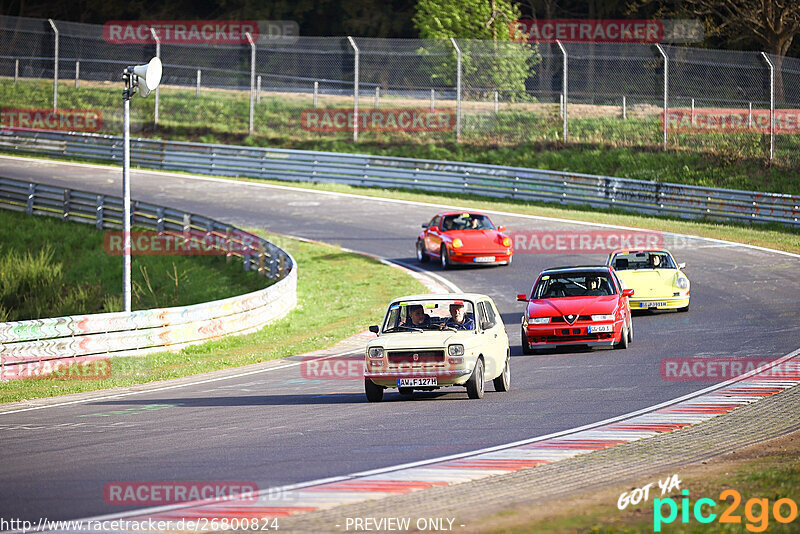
[{"left": 2, "top": 15, "right": 799, "bottom": 168}]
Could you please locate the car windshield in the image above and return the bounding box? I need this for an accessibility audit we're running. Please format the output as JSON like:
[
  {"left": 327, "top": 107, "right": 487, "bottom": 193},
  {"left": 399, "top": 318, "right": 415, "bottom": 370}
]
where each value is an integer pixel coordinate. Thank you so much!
[
  {"left": 441, "top": 213, "right": 495, "bottom": 231},
  {"left": 532, "top": 272, "right": 616, "bottom": 298},
  {"left": 382, "top": 299, "right": 476, "bottom": 332},
  {"left": 612, "top": 251, "right": 676, "bottom": 270}
]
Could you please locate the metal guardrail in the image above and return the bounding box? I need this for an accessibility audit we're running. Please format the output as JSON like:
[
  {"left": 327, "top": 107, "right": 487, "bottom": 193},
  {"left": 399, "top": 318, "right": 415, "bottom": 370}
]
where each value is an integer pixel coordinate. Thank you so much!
[
  {"left": 1, "top": 129, "right": 798, "bottom": 227},
  {"left": 0, "top": 176, "right": 297, "bottom": 380}
]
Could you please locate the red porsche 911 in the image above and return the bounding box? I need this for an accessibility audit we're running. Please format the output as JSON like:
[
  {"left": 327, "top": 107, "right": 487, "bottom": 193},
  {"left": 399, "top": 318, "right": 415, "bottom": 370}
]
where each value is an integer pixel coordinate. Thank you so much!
[
  {"left": 517, "top": 266, "right": 634, "bottom": 353},
  {"left": 416, "top": 211, "right": 513, "bottom": 269}
]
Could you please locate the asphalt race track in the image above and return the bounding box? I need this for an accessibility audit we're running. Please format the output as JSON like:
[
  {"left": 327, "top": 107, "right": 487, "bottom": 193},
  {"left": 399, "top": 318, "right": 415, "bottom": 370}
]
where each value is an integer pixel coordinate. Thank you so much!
[{"left": 1, "top": 155, "right": 799, "bottom": 523}]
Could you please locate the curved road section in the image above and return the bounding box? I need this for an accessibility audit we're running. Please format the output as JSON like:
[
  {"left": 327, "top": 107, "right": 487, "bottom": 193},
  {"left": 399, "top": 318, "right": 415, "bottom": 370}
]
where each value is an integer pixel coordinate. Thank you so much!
[{"left": 0, "top": 156, "right": 799, "bottom": 524}]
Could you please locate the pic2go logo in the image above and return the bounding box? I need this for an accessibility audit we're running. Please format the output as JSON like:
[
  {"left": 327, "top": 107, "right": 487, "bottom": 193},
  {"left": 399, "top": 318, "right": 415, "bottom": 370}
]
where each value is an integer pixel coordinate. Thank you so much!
[{"left": 654, "top": 489, "right": 799, "bottom": 532}]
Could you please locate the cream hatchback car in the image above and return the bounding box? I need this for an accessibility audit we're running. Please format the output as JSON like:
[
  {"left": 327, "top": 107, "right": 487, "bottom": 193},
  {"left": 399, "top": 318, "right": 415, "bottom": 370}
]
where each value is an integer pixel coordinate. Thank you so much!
[{"left": 364, "top": 294, "right": 510, "bottom": 401}]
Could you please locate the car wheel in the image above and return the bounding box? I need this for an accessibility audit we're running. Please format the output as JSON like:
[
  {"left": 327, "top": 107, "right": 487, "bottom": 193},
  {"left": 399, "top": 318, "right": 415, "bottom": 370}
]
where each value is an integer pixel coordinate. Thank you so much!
[
  {"left": 492, "top": 354, "right": 510, "bottom": 392},
  {"left": 440, "top": 246, "right": 450, "bottom": 269},
  {"left": 466, "top": 358, "right": 485, "bottom": 399},
  {"left": 627, "top": 319, "right": 634, "bottom": 344},
  {"left": 616, "top": 324, "right": 630, "bottom": 350},
  {"left": 398, "top": 387, "right": 413, "bottom": 396},
  {"left": 521, "top": 327, "right": 534, "bottom": 355},
  {"left": 416, "top": 240, "right": 428, "bottom": 263},
  {"left": 365, "top": 378, "right": 384, "bottom": 402}
]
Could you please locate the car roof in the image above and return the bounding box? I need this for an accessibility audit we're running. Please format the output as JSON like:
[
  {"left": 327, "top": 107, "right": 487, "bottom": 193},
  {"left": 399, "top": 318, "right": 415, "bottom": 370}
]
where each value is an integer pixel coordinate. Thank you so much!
[
  {"left": 389, "top": 293, "right": 493, "bottom": 303},
  {"left": 609, "top": 248, "right": 673, "bottom": 255},
  {"left": 435, "top": 211, "right": 489, "bottom": 217},
  {"left": 541, "top": 265, "right": 611, "bottom": 274}
]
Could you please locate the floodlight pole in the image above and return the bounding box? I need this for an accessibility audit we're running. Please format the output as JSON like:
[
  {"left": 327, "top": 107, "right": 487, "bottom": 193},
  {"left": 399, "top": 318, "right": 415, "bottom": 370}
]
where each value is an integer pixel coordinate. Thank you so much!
[
  {"left": 246, "top": 32, "right": 255, "bottom": 135},
  {"left": 151, "top": 28, "right": 160, "bottom": 127},
  {"left": 122, "top": 69, "right": 134, "bottom": 313},
  {"left": 556, "top": 40, "right": 568, "bottom": 142},
  {"left": 48, "top": 19, "right": 58, "bottom": 111},
  {"left": 760, "top": 52, "right": 775, "bottom": 161},
  {"left": 656, "top": 43, "right": 668, "bottom": 150}
]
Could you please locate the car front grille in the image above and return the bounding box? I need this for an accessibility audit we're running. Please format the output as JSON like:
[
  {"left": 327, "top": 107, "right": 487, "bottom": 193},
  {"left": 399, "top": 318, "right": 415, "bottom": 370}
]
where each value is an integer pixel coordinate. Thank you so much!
[{"left": 387, "top": 350, "right": 445, "bottom": 364}]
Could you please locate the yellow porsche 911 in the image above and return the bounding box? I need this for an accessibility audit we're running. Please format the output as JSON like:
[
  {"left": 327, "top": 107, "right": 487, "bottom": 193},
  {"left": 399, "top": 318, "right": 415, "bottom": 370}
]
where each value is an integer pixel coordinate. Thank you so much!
[{"left": 606, "top": 249, "right": 690, "bottom": 312}]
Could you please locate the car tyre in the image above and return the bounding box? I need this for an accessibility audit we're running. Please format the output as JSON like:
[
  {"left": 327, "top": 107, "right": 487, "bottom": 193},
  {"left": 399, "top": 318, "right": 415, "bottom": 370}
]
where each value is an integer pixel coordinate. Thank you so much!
[
  {"left": 492, "top": 354, "right": 510, "bottom": 392},
  {"left": 627, "top": 318, "right": 634, "bottom": 344},
  {"left": 416, "top": 240, "right": 428, "bottom": 263},
  {"left": 365, "top": 378, "right": 384, "bottom": 402},
  {"left": 466, "top": 358, "right": 485, "bottom": 399},
  {"left": 521, "top": 327, "right": 534, "bottom": 355},
  {"left": 440, "top": 246, "right": 451, "bottom": 269},
  {"left": 616, "top": 324, "right": 630, "bottom": 350},
  {"left": 398, "top": 387, "right": 413, "bottom": 396}
]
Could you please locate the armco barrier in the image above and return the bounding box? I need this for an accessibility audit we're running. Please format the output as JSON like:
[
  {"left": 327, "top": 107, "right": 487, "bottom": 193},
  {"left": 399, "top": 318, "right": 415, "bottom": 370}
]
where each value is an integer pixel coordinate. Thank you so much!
[
  {"left": 0, "top": 177, "right": 296, "bottom": 380},
  {"left": 1, "top": 129, "right": 798, "bottom": 227}
]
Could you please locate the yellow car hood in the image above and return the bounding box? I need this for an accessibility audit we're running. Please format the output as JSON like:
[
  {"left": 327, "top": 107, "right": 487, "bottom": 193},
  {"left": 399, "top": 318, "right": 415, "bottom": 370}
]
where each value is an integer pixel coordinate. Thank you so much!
[{"left": 617, "top": 269, "right": 680, "bottom": 298}]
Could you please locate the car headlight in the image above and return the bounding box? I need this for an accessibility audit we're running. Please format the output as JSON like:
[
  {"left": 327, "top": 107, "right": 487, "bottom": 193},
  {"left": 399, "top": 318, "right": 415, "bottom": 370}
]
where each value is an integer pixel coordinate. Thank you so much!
[
  {"left": 502, "top": 237, "right": 512, "bottom": 247},
  {"left": 676, "top": 277, "right": 689, "bottom": 289},
  {"left": 591, "top": 314, "right": 614, "bottom": 322},
  {"left": 452, "top": 238, "right": 463, "bottom": 249},
  {"left": 530, "top": 317, "right": 550, "bottom": 324},
  {"left": 368, "top": 347, "right": 384, "bottom": 359},
  {"left": 448, "top": 344, "right": 464, "bottom": 356}
]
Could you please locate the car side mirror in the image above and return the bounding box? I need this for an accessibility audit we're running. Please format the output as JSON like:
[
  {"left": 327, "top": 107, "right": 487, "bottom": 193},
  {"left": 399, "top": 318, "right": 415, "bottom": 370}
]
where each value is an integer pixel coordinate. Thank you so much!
[
  {"left": 516, "top": 293, "right": 528, "bottom": 302},
  {"left": 622, "top": 288, "right": 635, "bottom": 297},
  {"left": 481, "top": 321, "right": 493, "bottom": 330},
  {"left": 369, "top": 325, "right": 380, "bottom": 334},
  {"left": 422, "top": 223, "right": 428, "bottom": 229},
  {"left": 429, "top": 226, "right": 439, "bottom": 232},
  {"left": 498, "top": 225, "right": 506, "bottom": 232},
  {"left": 678, "top": 262, "right": 686, "bottom": 269}
]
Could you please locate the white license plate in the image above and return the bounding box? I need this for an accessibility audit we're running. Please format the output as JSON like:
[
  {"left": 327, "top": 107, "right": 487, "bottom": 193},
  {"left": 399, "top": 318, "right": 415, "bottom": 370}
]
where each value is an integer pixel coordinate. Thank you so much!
[
  {"left": 473, "top": 256, "right": 495, "bottom": 263},
  {"left": 397, "top": 377, "right": 437, "bottom": 387},
  {"left": 639, "top": 301, "right": 667, "bottom": 308},
  {"left": 588, "top": 324, "right": 613, "bottom": 333}
]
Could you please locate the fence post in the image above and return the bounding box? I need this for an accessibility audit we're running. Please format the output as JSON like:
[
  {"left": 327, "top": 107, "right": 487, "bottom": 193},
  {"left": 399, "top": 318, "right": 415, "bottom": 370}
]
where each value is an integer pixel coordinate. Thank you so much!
[
  {"left": 374, "top": 86, "right": 380, "bottom": 108},
  {"left": 26, "top": 184, "right": 35, "bottom": 215},
  {"left": 196, "top": 70, "right": 201, "bottom": 96},
  {"left": 313, "top": 81, "right": 318, "bottom": 107},
  {"left": 691, "top": 98, "right": 695, "bottom": 127},
  {"left": 14, "top": 59, "right": 19, "bottom": 84},
  {"left": 761, "top": 52, "right": 775, "bottom": 161},
  {"left": 430, "top": 88, "right": 435, "bottom": 111},
  {"left": 96, "top": 195, "right": 104, "bottom": 230},
  {"left": 257, "top": 75, "right": 262, "bottom": 103},
  {"left": 246, "top": 32, "right": 256, "bottom": 136},
  {"left": 62, "top": 189, "right": 70, "bottom": 221},
  {"left": 347, "top": 36, "right": 359, "bottom": 142},
  {"left": 150, "top": 28, "right": 160, "bottom": 127},
  {"left": 494, "top": 90, "right": 498, "bottom": 113},
  {"left": 622, "top": 95, "right": 627, "bottom": 119},
  {"left": 48, "top": 19, "right": 58, "bottom": 111},
  {"left": 556, "top": 40, "right": 568, "bottom": 142},
  {"left": 656, "top": 43, "right": 668, "bottom": 149},
  {"left": 75, "top": 61, "right": 79, "bottom": 88},
  {"left": 450, "top": 37, "right": 462, "bottom": 142},
  {"left": 748, "top": 102, "right": 752, "bottom": 128}
]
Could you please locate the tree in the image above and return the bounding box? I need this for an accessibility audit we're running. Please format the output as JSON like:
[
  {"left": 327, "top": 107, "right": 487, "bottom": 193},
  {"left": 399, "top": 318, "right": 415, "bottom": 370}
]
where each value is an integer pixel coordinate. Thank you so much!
[
  {"left": 633, "top": 0, "right": 800, "bottom": 101},
  {"left": 412, "top": 0, "right": 538, "bottom": 99}
]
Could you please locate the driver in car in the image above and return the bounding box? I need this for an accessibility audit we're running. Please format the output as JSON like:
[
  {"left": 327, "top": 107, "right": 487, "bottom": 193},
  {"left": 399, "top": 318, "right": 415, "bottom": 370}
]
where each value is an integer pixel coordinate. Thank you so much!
[{"left": 441, "top": 302, "right": 474, "bottom": 330}]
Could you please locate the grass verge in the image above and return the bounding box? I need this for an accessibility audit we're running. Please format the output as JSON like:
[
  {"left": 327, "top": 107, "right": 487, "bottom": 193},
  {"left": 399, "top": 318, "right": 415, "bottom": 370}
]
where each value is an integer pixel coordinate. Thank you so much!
[
  {"left": 466, "top": 428, "right": 800, "bottom": 533},
  {"left": 0, "top": 209, "right": 268, "bottom": 321},
  {"left": 0, "top": 230, "right": 425, "bottom": 403},
  {"left": 2, "top": 79, "right": 799, "bottom": 194}
]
